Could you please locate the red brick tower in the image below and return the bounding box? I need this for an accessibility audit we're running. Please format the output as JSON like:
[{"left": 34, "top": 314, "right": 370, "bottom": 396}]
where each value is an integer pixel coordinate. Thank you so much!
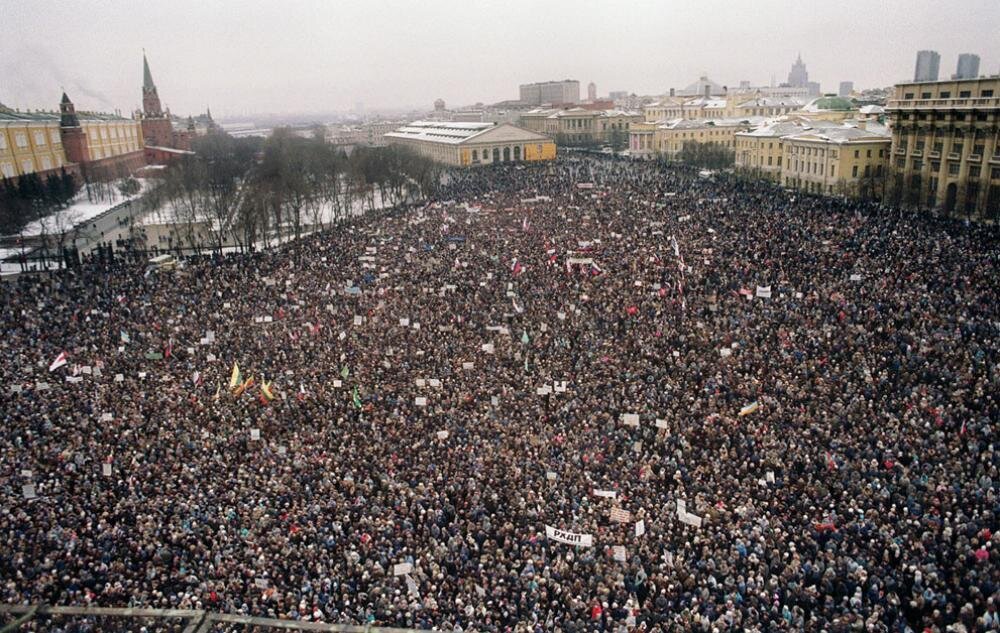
[
  {"left": 59, "top": 92, "right": 89, "bottom": 164},
  {"left": 140, "top": 52, "right": 173, "bottom": 147}
]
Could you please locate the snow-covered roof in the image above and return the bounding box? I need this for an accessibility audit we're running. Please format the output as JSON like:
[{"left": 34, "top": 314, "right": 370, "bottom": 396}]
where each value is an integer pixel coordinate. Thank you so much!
[
  {"left": 785, "top": 126, "right": 890, "bottom": 144},
  {"left": 384, "top": 121, "right": 496, "bottom": 145}
]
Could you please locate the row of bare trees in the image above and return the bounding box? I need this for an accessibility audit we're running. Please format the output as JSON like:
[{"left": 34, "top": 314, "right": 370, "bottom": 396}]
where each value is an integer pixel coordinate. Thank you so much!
[{"left": 145, "top": 129, "right": 443, "bottom": 254}]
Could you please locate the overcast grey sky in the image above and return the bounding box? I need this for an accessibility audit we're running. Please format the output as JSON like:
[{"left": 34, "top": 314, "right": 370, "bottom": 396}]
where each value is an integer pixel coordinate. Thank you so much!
[{"left": 2, "top": 0, "right": 997, "bottom": 118}]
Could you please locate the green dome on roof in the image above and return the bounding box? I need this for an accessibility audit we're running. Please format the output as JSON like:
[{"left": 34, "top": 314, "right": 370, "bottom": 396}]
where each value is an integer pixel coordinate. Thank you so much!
[{"left": 809, "top": 96, "right": 855, "bottom": 111}]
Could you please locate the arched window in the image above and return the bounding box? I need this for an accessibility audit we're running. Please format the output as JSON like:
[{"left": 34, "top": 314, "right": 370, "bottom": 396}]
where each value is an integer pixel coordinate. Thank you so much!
[
  {"left": 513, "top": 146, "right": 521, "bottom": 161},
  {"left": 503, "top": 147, "right": 510, "bottom": 162},
  {"left": 472, "top": 149, "right": 478, "bottom": 161},
  {"left": 492, "top": 147, "right": 500, "bottom": 162}
]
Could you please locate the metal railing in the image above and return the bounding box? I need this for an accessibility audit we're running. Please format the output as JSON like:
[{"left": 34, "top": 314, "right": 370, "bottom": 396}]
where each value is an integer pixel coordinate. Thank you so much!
[{"left": 0, "top": 605, "right": 422, "bottom": 633}]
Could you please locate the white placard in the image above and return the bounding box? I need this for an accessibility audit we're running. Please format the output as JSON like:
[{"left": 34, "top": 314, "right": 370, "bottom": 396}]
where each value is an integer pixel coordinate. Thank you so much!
[
  {"left": 333, "top": 379, "right": 343, "bottom": 387},
  {"left": 462, "top": 362, "right": 473, "bottom": 370},
  {"left": 429, "top": 379, "right": 441, "bottom": 388},
  {"left": 101, "top": 413, "right": 113, "bottom": 422},
  {"left": 676, "top": 499, "right": 687, "bottom": 514},
  {"left": 766, "top": 471, "right": 775, "bottom": 483},
  {"left": 546, "top": 471, "right": 557, "bottom": 480},
  {"left": 354, "top": 315, "right": 363, "bottom": 325},
  {"left": 264, "top": 316, "right": 273, "bottom": 323},
  {"left": 850, "top": 273, "right": 862, "bottom": 282},
  {"left": 554, "top": 381, "right": 567, "bottom": 393},
  {"left": 593, "top": 489, "right": 617, "bottom": 499},
  {"left": 436, "top": 430, "right": 449, "bottom": 440},
  {"left": 393, "top": 562, "right": 413, "bottom": 576},
  {"left": 22, "top": 484, "right": 36, "bottom": 499},
  {"left": 11, "top": 385, "right": 22, "bottom": 394},
  {"left": 207, "top": 354, "right": 217, "bottom": 362},
  {"left": 250, "top": 429, "right": 260, "bottom": 440},
  {"left": 399, "top": 318, "right": 410, "bottom": 327},
  {"left": 490, "top": 396, "right": 499, "bottom": 405},
  {"left": 481, "top": 343, "right": 494, "bottom": 354},
  {"left": 137, "top": 372, "right": 147, "bottom": 379},
  {"left": 720, "top": 348, "right": 732, "bottom": 357},
  {"left": 679, "top": 512, "right": 703, "bottom": 528},
  {"left": 655, "top": 418, "right": 668, "bottom": 429},
  {"left": 102, "top": 463, "right": 112, "bottom": 476},
  {"left": 621, "top": 413, "right": 639, "bottom": 427},
  {"left": 635, "top": 520, "right": 646, "bottom": 537},
  {"left": 21, "top": 469, "right": 32, "bottom": 478},
  {"left": 545, "top": 525, "right": 593, "bottom": 547},
  {"left": 415, "top": 397, "right": 427, "bottom": 407},
  {"left": 610, "top": 507, "right": 632, "bottom": 523},
  {"left": 755, "top": 285, "right": 772, "bottom": 299},
  {"left": 277, "top": 445, "right": 287, "bottom": 455},
  {"left": 254, "top": 578, "right": 269, "bottom": 589},
  {"left": 613, "top": 545, "right": 627, "bottom": 562},
  {"left": 415, "top": 378, "right": 426, "bottom": 387}
]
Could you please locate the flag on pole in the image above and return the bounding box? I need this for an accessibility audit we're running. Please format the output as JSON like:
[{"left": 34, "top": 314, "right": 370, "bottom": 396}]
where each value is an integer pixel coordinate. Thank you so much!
[
  {"left": 120, "top": 330, "right": 131, "bottom": 344},
  {"left": 48, "top": 351, "right": 68, "bottom": 372},
  {"left": 229, "top": 363, "right": 241, "bottom": 389},
  {"left": 352, "top": 385, "right": 362, "bottom": 409},
  {"left": 260, "top": 380, "right": 275, "bottom": 402},
  {"left": 164, "top": 338, "right": 173, "bottom": 358},
  {"left": 825, "top": 452, "right": 838, "bottom": 470},
  {"left": 340, "top": 366, "right": 349, "bottom": 380}
]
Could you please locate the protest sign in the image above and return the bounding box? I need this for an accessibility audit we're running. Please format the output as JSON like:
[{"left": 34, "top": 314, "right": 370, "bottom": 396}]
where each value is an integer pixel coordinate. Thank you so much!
[
  {"left": 250, "top": 429, "right": 260, "bottom": 440},
  {"left": 635, "top": 520, "right": 646, "bottom": 537},
  {"left": 679, "top": 512, "right": 703, "bottom": 528},
  {"left": 593, "top": 489, "right": 617, "bottom": 499},
  {"left": 22, "top": 484, "right": 36, "bottom": 500},
  {"left": 621, "top": 413, "right": 639, "bottom": 427},
  {"left": 393, "top": 562, "right": 413, "bottom": 576},
  {"left": 415, "top": 397, "right": 427, "bottom": 407},
  {"left": 655, "top": 418, "right": 668, "bottom": 429},
  {"left": 103, "top": 463, "right": 112, "bottom": 476},
  {"left": 610, "top": 507, "right": 632, "bottom": 523},
  {"left": 613, "top": 545, "right": 627, "bottom": 562},
  {"left": 755, "top": 286, "right": 772, "bottom": 299},
  {"left": 436, "top": 430, "right": 448, "bottom": 440},
  {"left": 545, "top": 525, "right": 593, "bottom": 547}
]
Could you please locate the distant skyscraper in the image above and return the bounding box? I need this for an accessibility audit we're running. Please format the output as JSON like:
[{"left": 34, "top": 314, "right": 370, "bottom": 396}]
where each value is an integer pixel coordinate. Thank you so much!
[
  {"left": 787, "top": 53, "right": 809, "bottom": 88},
  {"left": 954, "top": 54, "right": 980, "bottom": 79},
  {"left": 587, "top": 81, "right": 597, "bottom": 101},
  {"left": 914, "top": 50, "right": 940, "bottom": 82},
  {"left": 839, "top": 81, "right": 854, "bottom": 97}
]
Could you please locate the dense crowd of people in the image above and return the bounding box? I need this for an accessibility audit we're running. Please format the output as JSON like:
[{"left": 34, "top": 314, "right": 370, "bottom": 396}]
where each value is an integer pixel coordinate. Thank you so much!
[{"left": 1, "top": 156, "right": 997, "bottom": 632}]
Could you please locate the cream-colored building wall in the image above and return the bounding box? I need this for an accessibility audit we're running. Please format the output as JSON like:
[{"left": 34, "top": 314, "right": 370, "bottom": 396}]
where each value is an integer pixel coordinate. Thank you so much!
[
  {"left": 655, "top": 126, "right": 741, "bottom": 159},
  {"left": 781, "top": 137, "right": 889, "bottom": 195},
  {"left": 0, "top": 121, "right": 66, "bottom": 178},
  {"left": 735, "top": 134, "right": 784, "bottom": 180},
  {"left": 81, "top": 120, "right": 143, "bottom": 161}
]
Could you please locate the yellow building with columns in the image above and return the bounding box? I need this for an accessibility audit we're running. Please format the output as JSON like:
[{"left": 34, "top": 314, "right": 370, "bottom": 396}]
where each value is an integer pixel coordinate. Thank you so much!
[
  {"left": 886, "top": 77, "right": 1000, "bottom": 219},
  {"left": 385, "top": 121, "right": 555, "bottom": 166},
  {"left": 629, "top": 119, "right": 751, "bottom": 160}
]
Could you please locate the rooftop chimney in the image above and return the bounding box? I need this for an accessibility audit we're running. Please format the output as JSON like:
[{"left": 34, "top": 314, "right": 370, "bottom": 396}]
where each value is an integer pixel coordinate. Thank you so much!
[{"left": 669, "top": 88, "right": 675, "bottom": 97}]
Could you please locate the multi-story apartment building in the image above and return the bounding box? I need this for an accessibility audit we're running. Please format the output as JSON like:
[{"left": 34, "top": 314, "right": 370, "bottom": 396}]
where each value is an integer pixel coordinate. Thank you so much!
[
  {"left": 914, "top": 50, "right": 941, "bottom": 82},
  {"left": 519, "top": 80, "right": 580, "bottom": 106},
  {"left": 885, "top": 77, "right": 1000, "bottom": 219}
]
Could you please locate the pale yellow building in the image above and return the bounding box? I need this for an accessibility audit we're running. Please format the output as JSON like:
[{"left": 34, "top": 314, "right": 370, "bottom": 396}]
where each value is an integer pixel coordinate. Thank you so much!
[
  {"left": 0, "top": 112, "right": 68, "bottom": 179},
  {"left": 77, "top": 115, "right": 144, "bottom": 163},
  {"left": 780, "top": 127, "right": 890, "bottom": 197},
  {"left": 735, "top": 120, "right": 842, "bottom": 181},
  {"left": 629, "top": 119, "right": 751, "bottom": 160},
  {"left": 385, "top": 121, "right": 555, "bottom": 166},
  {"left": 886, "top": 77, "right": 1000, "bottom": 219},
  {"left": 519, "top": 108, "right": 641, "bottom": 147},
  {"left": 643, "top": 93, "right": 804, "bottom": 123}
]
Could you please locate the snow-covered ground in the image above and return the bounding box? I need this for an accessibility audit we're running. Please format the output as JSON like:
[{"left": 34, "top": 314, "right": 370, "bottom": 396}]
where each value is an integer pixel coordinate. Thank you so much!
[{"left": 14, "top": 179, "right": 151, "bottom": 238}]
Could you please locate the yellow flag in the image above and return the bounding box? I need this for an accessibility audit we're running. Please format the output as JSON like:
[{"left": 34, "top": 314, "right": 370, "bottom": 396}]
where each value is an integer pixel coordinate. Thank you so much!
[{"left": 229, "top": 362, "right": 241, "bottom": 389}]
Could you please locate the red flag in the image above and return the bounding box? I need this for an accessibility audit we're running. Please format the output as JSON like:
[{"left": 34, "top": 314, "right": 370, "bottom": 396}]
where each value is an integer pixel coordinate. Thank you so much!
[{"left": 49, "top": 351, "right": 69, "bottom": 372}]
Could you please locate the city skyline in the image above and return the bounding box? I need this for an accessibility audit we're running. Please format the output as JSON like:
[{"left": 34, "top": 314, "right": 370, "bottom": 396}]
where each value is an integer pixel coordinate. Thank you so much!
[{"left": 2, "top": 0, "right": 998, "bottom": 118}]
